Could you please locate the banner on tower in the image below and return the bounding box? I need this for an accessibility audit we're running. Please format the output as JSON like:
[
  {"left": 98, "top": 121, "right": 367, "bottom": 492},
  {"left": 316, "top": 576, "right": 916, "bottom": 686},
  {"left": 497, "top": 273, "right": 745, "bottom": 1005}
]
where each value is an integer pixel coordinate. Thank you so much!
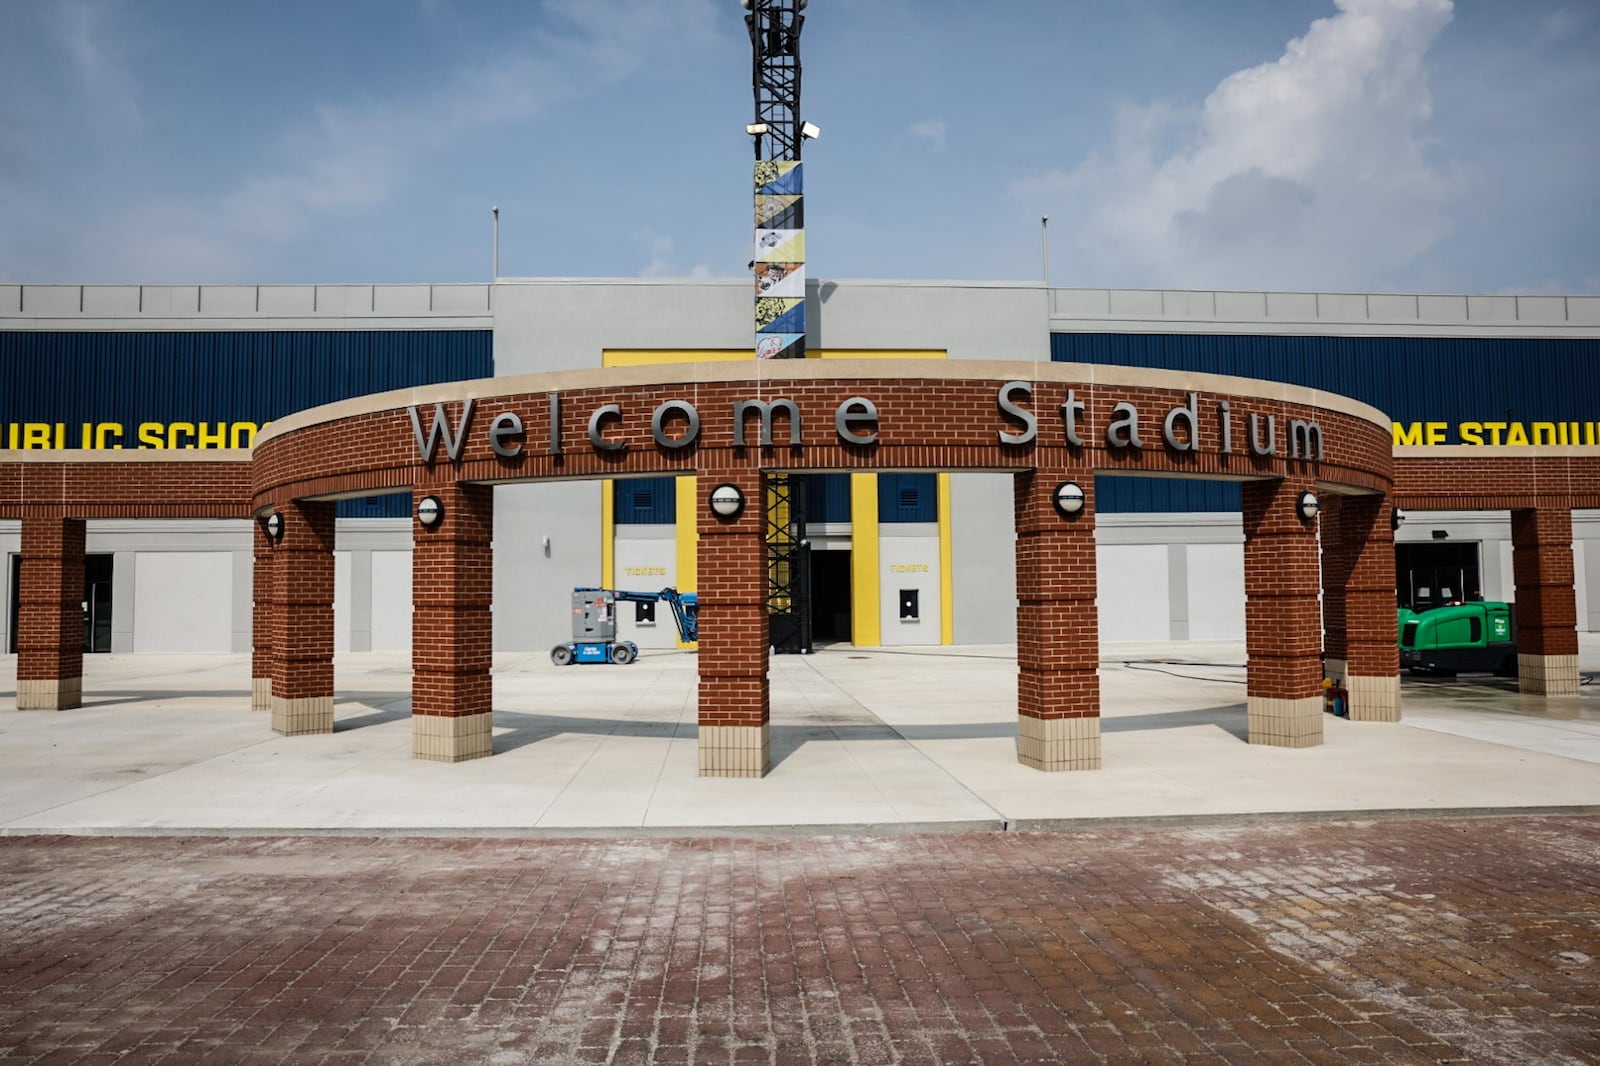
[{"left": 755, "top": 161, "right": 805, "bottom": 359}]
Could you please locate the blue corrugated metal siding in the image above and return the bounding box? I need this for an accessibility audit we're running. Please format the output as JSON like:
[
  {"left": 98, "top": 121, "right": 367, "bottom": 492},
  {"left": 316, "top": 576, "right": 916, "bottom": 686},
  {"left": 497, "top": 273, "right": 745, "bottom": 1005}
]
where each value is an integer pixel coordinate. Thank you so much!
[
  {"left": 877, "top": 472, "right": 938, "bottom": 523},
  {"left": 1051, "top": 332, "right": 1600, "bottom": 426},
  {"left": 0, "top": 330, "right": 493, "bottom": 427},
  {"left": 1053, "top": 332, "right": 1600, "bottom": 512},
  {"left": 612, "top": 477, "right": 677, "bottom": 525},
  {"left": 804, "top": 474, "right": 851, "bottom": 525},
  {"left": 1, "top": 330, "right": 492, "bottom": 518},
  {"left": 1095, "top": 476, "right": 1240, "bottom": 513}
]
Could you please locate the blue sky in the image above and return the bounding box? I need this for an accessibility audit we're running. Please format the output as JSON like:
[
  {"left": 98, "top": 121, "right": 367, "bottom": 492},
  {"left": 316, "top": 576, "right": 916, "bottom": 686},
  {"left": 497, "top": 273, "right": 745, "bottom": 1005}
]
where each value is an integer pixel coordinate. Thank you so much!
[{"left": 2, "top": 0, "right": 1597, "bottom": 293}]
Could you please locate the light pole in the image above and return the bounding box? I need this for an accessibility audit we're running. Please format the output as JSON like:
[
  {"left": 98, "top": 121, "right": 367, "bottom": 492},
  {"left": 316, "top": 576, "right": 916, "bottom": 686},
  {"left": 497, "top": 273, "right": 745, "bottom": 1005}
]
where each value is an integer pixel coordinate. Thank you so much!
[
  {"left": 491, "top": 206, "right": 500, "bottom": 280},
  {"left": 1041, "top": 216, "right": 1050, "bottom": 289}
]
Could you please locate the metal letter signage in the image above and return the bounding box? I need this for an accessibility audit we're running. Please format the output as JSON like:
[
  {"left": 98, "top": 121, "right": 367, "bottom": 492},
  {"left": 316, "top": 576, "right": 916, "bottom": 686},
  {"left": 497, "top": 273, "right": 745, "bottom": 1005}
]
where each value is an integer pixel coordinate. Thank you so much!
[
  {"left": 488, "top": 412, "right": 525, "bottom": 457},
  {"left": 836, "top": 397, "right": 879, "bottom": 445},
  {"left": 400, "top": 384, "right": 1325, "bottom": 465},
  {"left": 409, "top": 400, "right": 474, "bottom": 463},
  {"left": 997, "top": 381, "right": 1036, "bottom": 446},
  {"left": 733, "top": 398, "right": 801, "bottom": 447},
  {"left": 1161, "top": 393, "right": 1200, "bottom": 453},
  {"left": 1106, "top": 402, "right": 1144, "bottom": 449},
  {"left": 589, "top": 404, "right": 626, "bottom": 452},
  {"left": 651, "top": 400, "right": 701, "bottom": 450}
]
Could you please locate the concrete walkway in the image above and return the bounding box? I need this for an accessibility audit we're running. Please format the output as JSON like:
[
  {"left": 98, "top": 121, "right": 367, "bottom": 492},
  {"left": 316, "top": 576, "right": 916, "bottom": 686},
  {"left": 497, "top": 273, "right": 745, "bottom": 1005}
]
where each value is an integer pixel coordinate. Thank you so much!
[{"left": 2, "top": 639, "right": 1597, "bottom": 834}]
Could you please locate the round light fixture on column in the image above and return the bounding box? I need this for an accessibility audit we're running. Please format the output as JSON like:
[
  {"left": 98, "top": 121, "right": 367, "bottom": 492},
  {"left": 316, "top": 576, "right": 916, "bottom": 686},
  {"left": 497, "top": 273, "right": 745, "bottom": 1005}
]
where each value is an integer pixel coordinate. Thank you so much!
[
  {"left": 417, "top": 495, "right": 444, "bottom": 528},
  {"left": 1391, "top": 506, "right": 1406, "bottom": 531},
  {"left": 1053, "top": 481, "right": 1085, "bottom": 517},
  {"left": 1296, "top": 490, "right": 1320, "bottom": 521},
  {"left": 264, "top": 512, "right": 284, "bottom": 541},
  {"left": 709, "top": 483, "right": 744, "bottom": 519}
]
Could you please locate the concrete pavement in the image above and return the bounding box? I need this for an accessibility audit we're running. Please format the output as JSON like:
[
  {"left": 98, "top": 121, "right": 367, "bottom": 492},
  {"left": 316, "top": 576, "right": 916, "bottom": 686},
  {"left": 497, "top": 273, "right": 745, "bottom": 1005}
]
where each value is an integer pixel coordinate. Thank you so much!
[{"left": 2, "top": 638, "right": 1597, "bottom": 834}]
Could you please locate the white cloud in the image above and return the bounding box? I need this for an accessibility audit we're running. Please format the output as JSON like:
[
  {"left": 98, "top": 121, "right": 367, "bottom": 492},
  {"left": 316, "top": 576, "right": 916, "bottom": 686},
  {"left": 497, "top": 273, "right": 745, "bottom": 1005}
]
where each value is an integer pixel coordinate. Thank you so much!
[
  {"left": 97, "top": 0, "right": 724, "bottom": 274},
  {"left": 905, "top": 119, "right": 947, "bottom": 151},
  {"left": 1017, "top": 0, "right": 1460, "bottom": 290}
]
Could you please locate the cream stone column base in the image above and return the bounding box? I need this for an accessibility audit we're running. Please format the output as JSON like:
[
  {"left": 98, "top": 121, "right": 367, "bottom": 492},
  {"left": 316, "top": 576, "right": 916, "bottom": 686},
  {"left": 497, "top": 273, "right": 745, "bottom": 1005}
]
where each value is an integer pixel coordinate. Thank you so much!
[
  {"left": 699, "top": 725, "right": 769, "bottom": 778},
  {"left": 1347, "top": 674, "right": 1401, "bottom": 722},
  {"left": 16, "top": 677, "right": 83, "bottom": 711},
  {"left": 1519, "top": 654, "right": 1580, "bottom": 696},
  {"left": 413, "top": 713, "right": 493, "bottom": 763},
  {"left": 1247, "top": 696, "right": 1324, "bottom": 748},
  {"left": 251, "top": 677, "right": 271, "bottom": 711},
  {"left": 271, "top": 696, "right": 334, "bottom": 736},
  {"left": 1017, "top": 715, "right": 1101, "bottom": 771}
]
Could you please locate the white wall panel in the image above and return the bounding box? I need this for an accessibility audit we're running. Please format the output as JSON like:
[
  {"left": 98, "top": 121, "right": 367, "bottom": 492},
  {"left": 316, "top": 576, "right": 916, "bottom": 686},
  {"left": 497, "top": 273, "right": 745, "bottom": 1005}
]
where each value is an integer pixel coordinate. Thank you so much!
[
  {"left": 879, "top": 529, "right": 941, "bottom": 646},
  {"left": 370, "top": 551, "right": 413, "bottom": 651},
  {"left": 1187, "top": 543, "right": 1245, "bottom": 640},
  {"left": 612, "top": 534, "right": 679, "bottom": 649},
  {"left": 334, "top": 552, "right": 353, "bottom": 652},
  {"left": 132, "top": 552, "right": 233, "bottom": 653},
  {"left": 1098, "top": 544, "right": 1169, "bottom": 642}
]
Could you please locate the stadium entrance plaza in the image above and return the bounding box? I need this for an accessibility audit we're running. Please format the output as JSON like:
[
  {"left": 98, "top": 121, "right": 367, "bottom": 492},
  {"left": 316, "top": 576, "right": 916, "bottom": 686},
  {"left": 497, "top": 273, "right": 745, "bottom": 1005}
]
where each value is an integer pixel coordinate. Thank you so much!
[{"left": 3, "top": 641, "right": 1598, "bottom": 1063}]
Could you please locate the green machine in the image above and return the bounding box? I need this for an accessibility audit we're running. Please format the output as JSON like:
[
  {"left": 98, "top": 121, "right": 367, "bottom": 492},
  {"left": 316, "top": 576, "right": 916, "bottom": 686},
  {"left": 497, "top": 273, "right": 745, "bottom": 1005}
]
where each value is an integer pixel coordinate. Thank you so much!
[{"left": 1398, "top": 601, "right": 1517, "bottom": 676}]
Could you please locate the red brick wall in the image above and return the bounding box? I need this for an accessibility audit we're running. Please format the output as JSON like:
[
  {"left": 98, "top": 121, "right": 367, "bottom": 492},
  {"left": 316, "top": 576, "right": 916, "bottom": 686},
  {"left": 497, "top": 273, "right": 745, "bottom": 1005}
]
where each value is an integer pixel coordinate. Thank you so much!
[
  {"left": 1014, "top": 468, "right": 1099, "bottom": 719},
  {"left": 412, "top": 483, "right": 494, "bottom": 718},
  {"left": 1394, "top": 456, "right": 1600, "bottom": 511},
  {"left": 1511, "top": 508, "right": 1579, "bottom": 658},
  {"left": 695, "top": 469, "right": 769, "bottom": 728},
  {"left": 0, "top": 460, "right": 252, "bottom": 520},
  {"left": 1242, "top": 479, "right": 1323, "bottom": 701},
  {"left": 269, "top": 498, "right": 336, "bottom": 702},
  {"left": 1339, "top": 496, "right": 1399, "bottom": 678},
  {"left": 17, "top": 517, "right": 85, "bottom": 684}
]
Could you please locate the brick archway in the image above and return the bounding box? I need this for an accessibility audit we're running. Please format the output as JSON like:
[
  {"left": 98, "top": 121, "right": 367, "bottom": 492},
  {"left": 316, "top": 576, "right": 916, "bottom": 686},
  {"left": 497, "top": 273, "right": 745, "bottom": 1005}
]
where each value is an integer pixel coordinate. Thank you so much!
[
  {"left": 247, "top": 360, "right": 1397, "bottom": 775},
  {"left": 9, "top": 364, "right": 1595, "bottom": 779}
]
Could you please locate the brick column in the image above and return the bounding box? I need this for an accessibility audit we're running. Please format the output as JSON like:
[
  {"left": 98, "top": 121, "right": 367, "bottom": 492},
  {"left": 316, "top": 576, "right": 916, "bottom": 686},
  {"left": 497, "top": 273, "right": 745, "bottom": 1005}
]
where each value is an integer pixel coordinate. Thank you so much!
[
  {"left": 251, "top": 517, "right": 273, "bottom": 711},
  {"left": 696, "top": 469, "right": 769, "bottom": 777},
  {"left": 1013, "top": 469, "right": 1100, "bottom": 771},
  {"left": 270, "top": 499, "right": 336, "bottom": 735},
  {"left": 1338, "top": 495, "right": 1401, "bottom": 721},
  {"left": 412, "top": 483, "right": 495, "bottom": 762},
  {"left": 1242, "top": 479, "right": 1323, "bottom": 747},
  {"left": 15, "top": 516, "right": 85, "bottom": 710},
  {"left": 1511, "top": 507, "right": 1579, "bottom": 696}
]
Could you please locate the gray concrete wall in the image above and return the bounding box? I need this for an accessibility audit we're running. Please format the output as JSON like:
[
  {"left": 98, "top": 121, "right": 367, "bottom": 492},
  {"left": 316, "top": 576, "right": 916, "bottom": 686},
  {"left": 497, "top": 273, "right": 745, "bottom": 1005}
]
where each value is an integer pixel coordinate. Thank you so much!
[{"left": 1, "top": 284, "right": 491, "bottom": 331}]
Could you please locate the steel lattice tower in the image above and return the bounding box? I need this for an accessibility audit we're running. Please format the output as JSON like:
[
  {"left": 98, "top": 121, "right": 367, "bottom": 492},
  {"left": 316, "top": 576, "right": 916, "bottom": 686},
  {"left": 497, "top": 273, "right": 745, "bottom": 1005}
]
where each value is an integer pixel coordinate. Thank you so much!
[{"left": 744, "top": 0, "right": 811, "bottom": 654}]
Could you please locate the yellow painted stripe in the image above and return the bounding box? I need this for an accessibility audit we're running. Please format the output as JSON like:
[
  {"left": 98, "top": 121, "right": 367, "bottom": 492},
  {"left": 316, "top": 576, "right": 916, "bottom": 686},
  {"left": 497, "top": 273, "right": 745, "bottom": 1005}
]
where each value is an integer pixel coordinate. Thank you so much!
[
  {"left": 675, "top": 475, "right": 699, "bottom": 647},
  {"left": 850, "top": 473, "right": 880, "bottom": 647},
  {"left": 603, "top": 349, "right": 750, "bottom": 367},
  {"left": 600, "top": 482, "right": 614, "bottom": 589},
  {"left": 937, "top": 472, "right": 954, "bottom": 645}
]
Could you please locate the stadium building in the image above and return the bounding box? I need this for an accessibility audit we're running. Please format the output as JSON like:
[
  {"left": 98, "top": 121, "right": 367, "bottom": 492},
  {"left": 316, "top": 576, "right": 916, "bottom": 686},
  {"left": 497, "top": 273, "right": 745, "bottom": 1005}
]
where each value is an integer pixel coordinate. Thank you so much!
[
  {"left": 4, "top": 278, "right": 1597, "bottom": 658},
  {"left": 3, "top": 278, "right": 1597, "bottom": 775}
]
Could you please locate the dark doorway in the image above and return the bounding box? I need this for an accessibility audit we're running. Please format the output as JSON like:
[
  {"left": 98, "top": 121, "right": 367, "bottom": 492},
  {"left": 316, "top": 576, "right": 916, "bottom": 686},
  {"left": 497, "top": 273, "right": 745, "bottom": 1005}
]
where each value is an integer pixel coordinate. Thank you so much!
[
  {"left": 7, "top": 554, "right": 114, "bottom": 653},
  {"left": 810, "top": 549, "right": 853, "bottom": 644},
  {"left": 1396, "top": 542, "right": 1481, "bottom": 612},
  {"left": 84, "top": 554, "right": 113, "bottom": 653},
  {"left": 6, "top": 555, "right": 16, "bottom": 655}
]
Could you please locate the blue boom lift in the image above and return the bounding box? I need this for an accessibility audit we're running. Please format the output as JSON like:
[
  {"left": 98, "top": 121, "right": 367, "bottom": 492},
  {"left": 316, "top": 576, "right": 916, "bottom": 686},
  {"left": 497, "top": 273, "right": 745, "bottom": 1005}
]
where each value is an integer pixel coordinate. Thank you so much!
[{"left": 550, "top": 587, "right": 699, "bottom": 665}]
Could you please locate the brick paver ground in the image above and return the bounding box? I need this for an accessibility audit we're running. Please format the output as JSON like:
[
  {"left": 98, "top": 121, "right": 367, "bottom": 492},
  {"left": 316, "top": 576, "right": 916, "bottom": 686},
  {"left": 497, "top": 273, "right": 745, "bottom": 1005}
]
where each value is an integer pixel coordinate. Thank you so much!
[{"left": 1, "top": 815, "right": 1597, "bottom": 1065}]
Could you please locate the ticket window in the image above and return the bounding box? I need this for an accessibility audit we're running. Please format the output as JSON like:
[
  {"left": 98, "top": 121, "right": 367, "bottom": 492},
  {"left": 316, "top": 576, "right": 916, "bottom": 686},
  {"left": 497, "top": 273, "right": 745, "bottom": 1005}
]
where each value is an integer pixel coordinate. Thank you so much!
[
  {"left": 635, "top": 600, "right": 656, "bottom": 626},
  {"left": 899, "top": 588, "right": 920, "bottom": 622}
]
